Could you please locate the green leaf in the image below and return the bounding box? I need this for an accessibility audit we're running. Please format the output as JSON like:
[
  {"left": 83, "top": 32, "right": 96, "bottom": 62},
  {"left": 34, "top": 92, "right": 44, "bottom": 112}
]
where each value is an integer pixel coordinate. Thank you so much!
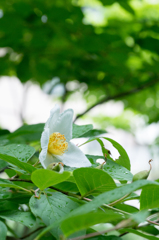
[
  {"left": 72, "top": 124, "right": 93, "bottom": 138},
  {"left": 60, "top": 180, "right": 159, "bottom": 223},
  {"left": 31, "top": 169, "right": 71, "bottom": 190},
  {"left": 103, "top": 138, "right": 131, "bottom": 171},
  {"left": 119, "top": 228, "right": 159, "bottom": 240},
  {"left": 8, "top": 123, "right": 44, "bottom": 142},
  {"left": 0, "top": 153, "right": 36, "bottom": 173},
  {"left": 0, "top": 159, "right": 8, "bottom": 171},
  {"left": 53, "top": 181, "right": 79, "bottom": 193},
  {"left": 80, "top": 129, "right": 107, "bottom": 138},
  {"left": 0, "top": 178, "right": 29, "bottom": 191},
  {"left": 29, "top": 192, "right": 80, "bottom": 238},
  {"left": 61, "top": 210, "right": 123, "bottom": 237},
  {"left": 131, "top": 210, "right": 149, "bottom": 224},
  {"left": 87, "top": 155, "right": 133, "bottom": 181},
  {"left": 73, "top": 168, "right": 116, "bottom": 197},
  {"left": 140, "top": 185, "right": 159, "bottom": 210},
  {"left": 0, "top": 221, "right": 7, "bottom": 240},
  {"left": 87, "top": 236, "right": 122, "bottom": 240},
  {"left": 0, "top": 144, "right": 35, "bottom": 163},
  {"left": 0, "top": 210, "right": 36, "bottom": 228}
]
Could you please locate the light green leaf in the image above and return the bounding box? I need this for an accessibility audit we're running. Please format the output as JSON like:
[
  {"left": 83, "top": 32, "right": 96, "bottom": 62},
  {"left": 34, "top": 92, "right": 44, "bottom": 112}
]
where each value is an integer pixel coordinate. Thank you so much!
[
  {"left": 0, "top": 221, "right": 7, "bottom": 240},
  {"left": 140, "top": 185, "right": 159, "bottom": 210},
  {"left": 0, "top": 144, "right": 35, "bottom": 163},
  {"left": 0, "top": 210, "right": 36, "bottom": 228},
  {"left": 73, "top": 168, "right": 116, "bottom": 197},
  {"left": 0, "top": 153, "right": 36, "bottom": 173},
  {"left": 29, "top": 192, "right": 80, "bottom": 238},
  {"left": 31, "top": 169, "right": 71, "bottom": 190},
  {"left": 72, "top": 124, "right": 93, "bottom": 138},
  {"left": 119, "top": 228, "right": 159, "bottom": 240},
  {"left": 60, "top": 180, "right": 159, "bottom": 223},
  {"left": 103, "top": 138, "right": 130, "bottom": 171},
  {"left": 131, "top": 210, "right": 149, "bottom": 224},
  {"left": 0, "top": 178, "right": 29, "bottom": 191},
  {"left": 87, "top": 155, "right": 133, "bottom": 181},
  {"left": 61, "top": 210, "right": 123, "bottom": 237}
]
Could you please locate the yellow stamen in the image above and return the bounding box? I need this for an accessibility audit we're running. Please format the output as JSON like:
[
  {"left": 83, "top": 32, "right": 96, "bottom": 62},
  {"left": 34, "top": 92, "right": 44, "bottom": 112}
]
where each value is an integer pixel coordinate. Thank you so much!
[{"left": 48, "top": 132, "right": 68, "bottom": 155}]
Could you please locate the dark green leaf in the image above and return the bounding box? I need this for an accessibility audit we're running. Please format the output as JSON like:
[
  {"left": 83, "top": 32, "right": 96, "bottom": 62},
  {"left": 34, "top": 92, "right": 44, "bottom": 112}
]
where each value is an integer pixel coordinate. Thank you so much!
[
  {"left": 72, "top": 124, "right": 93, "bottom": 138},
  {"left": 8, "top": 123, "right": 44, "bottom": 142},
  {"left": 103, "top": 138, "right": 131, "bottom": 171},
  {"left": 119, "top": 228, "right": 159, "bottom": 240},
  {"left": 0, "top": 178, "right": 29, "bottom": 191},
  {"left": 0, "top": 153, "right": 36, "bottom": 173},
  {"left": 0, "top": 144, "right": 35, "bottom": 163},
  {"left": 73, "top": 168, "right": 116, "bottom": 196},
  {"left": 80, "top": 129, "right": 107, "bottom": 138},
  {"left": 0, "top": 210, "right": 36, "bottom": 228}
]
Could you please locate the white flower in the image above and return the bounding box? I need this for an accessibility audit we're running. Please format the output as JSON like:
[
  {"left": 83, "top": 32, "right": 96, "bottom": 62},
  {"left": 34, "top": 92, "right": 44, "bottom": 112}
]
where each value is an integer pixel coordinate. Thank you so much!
[{"left": 39, "top": 105, "right": 91, "bottom": 169}]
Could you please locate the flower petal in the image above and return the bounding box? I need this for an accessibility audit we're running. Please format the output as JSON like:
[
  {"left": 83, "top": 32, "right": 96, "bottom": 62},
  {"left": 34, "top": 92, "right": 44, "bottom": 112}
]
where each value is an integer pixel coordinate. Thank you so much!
[
  {"left": 40, "top": 127, "right": 50, "bottom": 149},
  {"left": 50, "top": 108, "right": 73, "bottom": 142},
  {"left": 61, "top": 142, "right": 91, "bottom": 168},
  {"left": 41, "top": 152, "right": 60, "bottom": 169},
  {"left": 45, "top": 104, "right": 60, "bottom": 130}
]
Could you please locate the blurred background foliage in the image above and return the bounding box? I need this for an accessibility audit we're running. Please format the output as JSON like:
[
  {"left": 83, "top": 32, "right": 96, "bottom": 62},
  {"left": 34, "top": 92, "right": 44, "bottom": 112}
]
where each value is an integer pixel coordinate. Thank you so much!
[{"left": 0, "top": 0, "right": 159, "bottom": 129}]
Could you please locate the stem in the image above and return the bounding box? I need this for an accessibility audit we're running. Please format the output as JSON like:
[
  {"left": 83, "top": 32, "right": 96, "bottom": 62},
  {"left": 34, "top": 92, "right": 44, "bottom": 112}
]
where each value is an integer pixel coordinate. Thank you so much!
[
  {"left": 83, "top": 197, "right": 131, "bottom": 216},
  {"left": 20, "top": 227, "right": 45, "bottom": 239}
]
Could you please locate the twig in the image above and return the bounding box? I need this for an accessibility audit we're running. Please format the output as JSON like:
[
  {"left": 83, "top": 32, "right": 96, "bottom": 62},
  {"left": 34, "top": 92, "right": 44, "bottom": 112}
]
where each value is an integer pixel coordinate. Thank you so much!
[
  {"left": 74, "top": 79, "right": 157, "bottom": 122},
  {"left": 69, "top": 219, "right": 132, "bottom": 240},
  {"left": 20, "top": 227, "right": 45, "bottom": 239}
]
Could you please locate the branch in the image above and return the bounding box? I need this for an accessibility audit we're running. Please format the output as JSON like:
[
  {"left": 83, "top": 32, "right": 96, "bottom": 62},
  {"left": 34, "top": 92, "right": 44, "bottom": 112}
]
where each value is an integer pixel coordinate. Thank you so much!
[{"left": 74, "top": 79, "right": 157, "bottom": 122}]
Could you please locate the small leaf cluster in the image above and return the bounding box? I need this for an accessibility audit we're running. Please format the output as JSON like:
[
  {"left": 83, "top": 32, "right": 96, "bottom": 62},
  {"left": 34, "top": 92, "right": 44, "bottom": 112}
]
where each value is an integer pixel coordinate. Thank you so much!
[{"left": 0, "top": 123, "right": 159, "bottom": 240}]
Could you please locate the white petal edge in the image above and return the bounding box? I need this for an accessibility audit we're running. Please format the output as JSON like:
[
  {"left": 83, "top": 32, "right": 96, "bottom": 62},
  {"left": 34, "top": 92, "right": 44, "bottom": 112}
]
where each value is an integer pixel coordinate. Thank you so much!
[
  {"left": 45, "top": 104, "right": 60, "bottom": 130},
  {"left": 50, "top": 108, "right": 73, "bottom": 142},
  {"left": 40, "top": 127, "right": 50, "bottom": 149},
  {"left": 61, "top": 142, "right": 91, "bottom": 168},
  {"left": 40, "top": 152, "right": 60, "bottom": 169}
]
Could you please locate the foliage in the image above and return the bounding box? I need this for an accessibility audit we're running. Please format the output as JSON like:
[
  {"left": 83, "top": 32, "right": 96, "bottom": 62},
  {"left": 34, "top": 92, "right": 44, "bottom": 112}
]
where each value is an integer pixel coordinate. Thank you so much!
[
  {"left": 1, "top": 0, "right": 159, "bottom": 123},
  {"left": 0, "top": 120, "right": 159, "bottom": 240}
]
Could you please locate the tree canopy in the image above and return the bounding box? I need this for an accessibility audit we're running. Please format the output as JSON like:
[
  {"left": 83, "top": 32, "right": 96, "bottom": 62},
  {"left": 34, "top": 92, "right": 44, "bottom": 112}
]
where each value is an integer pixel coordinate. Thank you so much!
[{"left": 0, "top": 0, "right": 159, "bottom": 123}]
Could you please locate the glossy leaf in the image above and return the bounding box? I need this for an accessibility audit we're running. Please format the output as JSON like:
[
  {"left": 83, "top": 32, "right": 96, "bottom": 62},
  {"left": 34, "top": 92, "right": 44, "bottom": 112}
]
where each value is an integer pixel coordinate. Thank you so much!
[
  {"left": 73, "top": 168, "right": 116, "bottom": 196},
  {"left": 0, "top": 153, "right": 36, "bottom": 173},
  {"left": 0, "top": 178, "right": 29, "bottom": 191},
  {"left": 0, "top": 144, "right": 35, "bottom": 163},
  {"left": 29, "top": 192, "right": 80, "bottom": 238},
  {"left": 103, "top": 138, "right": 131, "bottom": 171},
  {"left": 31, "top": 169, "right": 71, "bottom": 190},
  {"left": 0, "top": 210, "right": 36, "bottom": 228},
  {"left": 72, "top": 124, "right": 93, "bottom": 138},
  {"left": 8, "top": 123, "right": 44, "bottom": 142},
  {"left": 61, "top": 210, "right": 123, "bottom": 237},
  {"left": 87, "top": 155, "right": 133, "bottom": 181}
]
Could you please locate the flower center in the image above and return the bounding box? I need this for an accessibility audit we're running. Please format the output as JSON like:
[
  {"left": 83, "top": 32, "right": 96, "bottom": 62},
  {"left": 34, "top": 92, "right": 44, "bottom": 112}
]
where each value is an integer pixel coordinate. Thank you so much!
[{"left": 48, "top": 132, "right": 68, "bottom": 155}]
